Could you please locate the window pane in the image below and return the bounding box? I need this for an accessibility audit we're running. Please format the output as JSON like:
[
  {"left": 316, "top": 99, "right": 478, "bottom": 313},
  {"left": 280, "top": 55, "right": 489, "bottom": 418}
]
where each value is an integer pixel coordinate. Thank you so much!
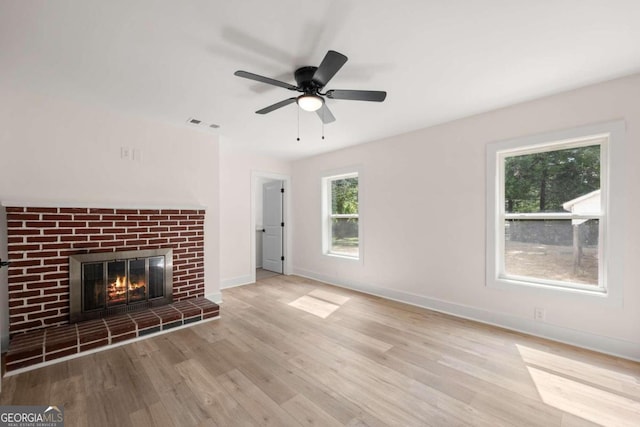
[
  {"left": 504, "top": 145, "right": 600, "bottom": 213},
  {"left": 504, "top": 219, "right": 599, "bottom": 285},
  {"left": 331, "top": 217, "right": 359, "bottom": 256},
  {"left": 331, "top": 177, "right": 358, "bottom": 215}
]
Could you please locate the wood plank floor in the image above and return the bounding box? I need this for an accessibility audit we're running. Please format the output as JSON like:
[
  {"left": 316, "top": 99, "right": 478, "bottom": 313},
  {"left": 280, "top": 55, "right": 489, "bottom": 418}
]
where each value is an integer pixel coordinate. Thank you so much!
[{"left": 2, "top": 275, "right": 639, "bottom": 426}]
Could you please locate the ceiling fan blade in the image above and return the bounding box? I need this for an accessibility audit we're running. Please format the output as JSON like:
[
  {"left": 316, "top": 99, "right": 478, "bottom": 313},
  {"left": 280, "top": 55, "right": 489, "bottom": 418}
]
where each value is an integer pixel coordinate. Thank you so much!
[
  {"left": 316, "top": 103, "right": 336, "bottom": 124},
  {"left": 234, "top": 70, "right": 298, "bottom": 91},
  {"left": 312, "top": 50, "right": 348, "bottom": 87},
  {"left": 326, "top": 89, "right": 387, "bottom": 102},
  {"left": 256, "top": 97, "right": 297, "bottom": 114}
]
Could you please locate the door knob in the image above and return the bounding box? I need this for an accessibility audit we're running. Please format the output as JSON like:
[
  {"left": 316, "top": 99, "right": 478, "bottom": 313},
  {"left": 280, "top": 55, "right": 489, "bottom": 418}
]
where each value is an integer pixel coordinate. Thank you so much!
[{"left": 0, "top": 258, "right": 10, "bottom": 268}]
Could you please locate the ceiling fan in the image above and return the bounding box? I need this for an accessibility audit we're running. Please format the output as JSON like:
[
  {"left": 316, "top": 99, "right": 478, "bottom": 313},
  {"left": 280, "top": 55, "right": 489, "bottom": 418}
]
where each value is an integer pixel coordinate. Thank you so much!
[{"left": 234, "top": 50, "right": 387, "bottom": 124}]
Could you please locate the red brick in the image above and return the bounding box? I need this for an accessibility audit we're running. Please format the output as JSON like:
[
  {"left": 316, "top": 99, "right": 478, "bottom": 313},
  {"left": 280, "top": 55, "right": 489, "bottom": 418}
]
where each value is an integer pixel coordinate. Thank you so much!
[
  {"left": 74, "top": 228, "right": 99, "bottom": 235},
  {"left": 44, "top": 301, "right": 68, "bottom": 310},
  {"left": 59, "top": 221, "right": 87, "bottom": 227},
  {"left": 169, "top": 237, "right": 187, "bottom": 244},
  {"left": 90, "top": 234, "right": 115, "bottom": 241},
  {"left": 8, "top": 213, "right": 40, "bottom": 221},
  {"left": 88, "top": 221, "right": 114, "bottom": 227},
  {"left": 8, "top": 244, "right": 41, "bottom": 252},
  {"left": 74, "top": 214, "right": 101, "bottom": 221},
  {"left": 6, "top": 206, "right": 24, "bottom": 213},
  {"left": 44, "top": 257, "right": 67, "bottom": 265},
  {"left": 27, "top": 295, "right": 58, "bottom": 304},
  {"left": 8, "top": 274, "right": 42, "bottom": 284},
  {"left": 150, "top": 227, "right": 169, "bottom": 233},
  {"left": 60, "top": 208, "right": 88, "bottom": 213},
  {"left": 102, "top": 228, "right": 126, "bottom": 234},
  {"left": 43, "top": 315, "right": 69, "bottom": 325},
  {"left": 115, "top": 209, "right": 138, "bottom": 214},
  {"left": 101, "top": 241, "right": 125, "bottom": 248},
  {"left": 25, "top": 221, "right": 57, "bottom": 228},
  {"left": 28, "top": 310, "right": 59, "bottom": 320},
  {"left": 9, "top": 229, "right": 41, "bottom": 235},
  {"left": 29, "top": 282, "right": 59, "bottom": 289},
  {"left": 111, "top": 332, "right": 137, "bottom": 343},
  {"left": 42, "top": 243, "right": 71, "bottom": 250},
  {"left": 159, "top": 221, "right": 179, "bottom": 226},
  {"left": 42, "top": 272, "right": 67, "bottom": 281},
  {"left": 161, "top": 209, "right": 180, "bottom": 214},
  {"left": 139, "top": 209, "right": 159, "bottom": 214},
  {"left": 26, "top": 236, "right": 58, "bottom": 243},
  {"left": 26, "top": 207, "right": 58, "bottom": 213},
  {"left": 138, "top": 221, "right": 158, "bottom": 227},
  {"left": 114, "top": 221, "right": 138, "bottom": 227},
  {"left": 42, "top": 214, "right": 73, "bottom": 221},
  {"left": 10, "top": 306, "right": 42, "bottom": 316},
  {"left": 10, "top": 260, "right": 41, "bottom": 268},
  {"left": 126, "top": 215, "right": 148, "bottom": 221},
  {"left": 26, "top": 266, "right": 59, "bottom": 274},
  {"left": 102, "top": 215, "right": 126, "bottom": 221},
  {"left": 26, "top": 251, "right": 59, "bottom": 258},
  {"left": 44, "top": 228, "right": 72, "bottom": 235},
  {"left": 89, "top": 208, "right": 115, "bottom": 214},
  {"left": 61, "top": 235, "right": 88, "bottom": 242},
  {"left": 43, "top": 288, "right": 68, "bottom": 296}
]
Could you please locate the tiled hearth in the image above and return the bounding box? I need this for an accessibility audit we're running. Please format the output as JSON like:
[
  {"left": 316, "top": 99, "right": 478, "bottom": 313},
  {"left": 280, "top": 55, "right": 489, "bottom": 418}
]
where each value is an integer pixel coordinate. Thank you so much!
[{"left": 6, "top": 297, "right": 219, "bottom": 373}]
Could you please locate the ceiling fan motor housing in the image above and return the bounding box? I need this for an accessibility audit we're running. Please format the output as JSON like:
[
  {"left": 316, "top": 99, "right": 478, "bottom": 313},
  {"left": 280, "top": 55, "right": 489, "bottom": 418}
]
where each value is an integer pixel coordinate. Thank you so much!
[{"left": 295, "top": 66, "right": 322, "bottom": 94}]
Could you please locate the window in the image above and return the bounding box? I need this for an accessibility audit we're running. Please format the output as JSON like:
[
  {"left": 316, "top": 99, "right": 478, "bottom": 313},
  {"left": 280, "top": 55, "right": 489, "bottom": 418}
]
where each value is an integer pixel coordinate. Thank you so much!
[
  {"left": 486, "top": 121, "right": 625, "bottom": 301},
  {"left": 323, "top": 172, "right": 359, "bottom": 258}
]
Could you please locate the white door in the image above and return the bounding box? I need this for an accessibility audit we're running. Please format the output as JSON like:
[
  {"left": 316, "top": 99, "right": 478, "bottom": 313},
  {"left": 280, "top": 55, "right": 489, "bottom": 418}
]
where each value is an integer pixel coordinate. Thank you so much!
[{"left": 262, "top": 180, "right": 284, "bottom": 273}]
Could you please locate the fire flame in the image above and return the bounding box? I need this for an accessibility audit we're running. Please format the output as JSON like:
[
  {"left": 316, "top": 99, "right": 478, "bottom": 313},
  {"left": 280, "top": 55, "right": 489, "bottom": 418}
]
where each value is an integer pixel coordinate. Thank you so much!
[{"left": 107, "top": 275, "right": 146, "bottom": 302}]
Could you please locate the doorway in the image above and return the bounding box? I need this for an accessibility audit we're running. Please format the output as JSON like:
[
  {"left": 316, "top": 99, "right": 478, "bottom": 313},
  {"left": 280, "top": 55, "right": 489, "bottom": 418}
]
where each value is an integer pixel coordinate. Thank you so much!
[{"left": 251, "top": 171, "right": 291, "bottom": 283}]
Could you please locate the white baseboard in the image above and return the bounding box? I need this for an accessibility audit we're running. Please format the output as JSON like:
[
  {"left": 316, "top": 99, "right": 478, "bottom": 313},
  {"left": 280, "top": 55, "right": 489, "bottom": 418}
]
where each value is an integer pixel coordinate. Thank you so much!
[
  {"left": 293, "top": 268, "right": 640, "bottom": 362},
  {"left": 221, "top": 275, "right": 254, "bottom": 290},
  {"left": 206, "top": 292, "right": 223, "bottom": 304}
]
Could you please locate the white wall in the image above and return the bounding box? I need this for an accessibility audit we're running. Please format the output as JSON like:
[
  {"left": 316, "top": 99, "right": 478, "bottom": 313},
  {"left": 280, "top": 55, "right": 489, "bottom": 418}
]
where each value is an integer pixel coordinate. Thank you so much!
[
  {"left": 291, "top": 73, "right": 640, "bottom": 360},
  {"left": 0, "top": 87, "right": 221, "bottom": 347},
  {"left": 219, "top": 143, "right": 291, "bottom": 286}
]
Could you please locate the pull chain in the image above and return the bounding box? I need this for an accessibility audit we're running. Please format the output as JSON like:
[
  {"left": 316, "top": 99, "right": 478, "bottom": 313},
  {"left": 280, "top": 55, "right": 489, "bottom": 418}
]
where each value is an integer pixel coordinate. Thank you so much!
[
  {"left": 321, "top": 107, "right": 325, "bottom": 140},
  {"left": 296, "top": 107, "right": 300, "bottom": 141}
]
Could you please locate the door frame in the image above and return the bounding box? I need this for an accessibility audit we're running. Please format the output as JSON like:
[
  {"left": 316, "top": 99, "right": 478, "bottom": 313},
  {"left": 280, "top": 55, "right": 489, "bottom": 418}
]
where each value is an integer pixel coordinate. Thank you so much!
[{"left": 250, "top": 170, "right": 292, "bottom": 283}]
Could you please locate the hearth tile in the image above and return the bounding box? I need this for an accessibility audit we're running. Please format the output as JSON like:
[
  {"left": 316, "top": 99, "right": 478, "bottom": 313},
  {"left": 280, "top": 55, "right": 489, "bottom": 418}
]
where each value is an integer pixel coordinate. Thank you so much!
[
  {"left": 188, "top": 297, "right": 219, "bottom": 315},
  {"left": 8, "top": 330, "right": 45, "bottom": 350},
  {"left": 6, "top": 355, "right": 44, "bottom": 371},
  {"left": 162, "top": 320, "right": 182, "bottom": 331},
  {"left": 111, "top": 332, "right": 137, "bottom": 344},
  {"left": 44, "top": 324, "right": 78, "bottom": 353},
  {"left": 171, "top": 300, "right": 202, "bottom": 318},
  {"left": 104, "top": 315, "right": 136, "bottom": 336},
  {"left": 45, "top": 346, "right": 77, "bottom": 361},
  {"left": 203, "top": 310, "right": 219, "bottom": 319},
  {"left": 183, "top": 315, "right": 201, "bottom": 325},
  {"left": 150, "top": 306, "right": 182, "bottom": 324},
  {"left": 6, "top": 334, "right": 44, "bottom": 364},
  {"left": 138, "top": 326, "right": 161, "bottom": 337},
  {"left": 77, "top": 320, "right": 109, "bottom": 344},
  {"left": 129, "top": 311, "right": 161, "bottom": 330},
  {"left": 80, "top": 338, "right": 109, "bottom": 352}
]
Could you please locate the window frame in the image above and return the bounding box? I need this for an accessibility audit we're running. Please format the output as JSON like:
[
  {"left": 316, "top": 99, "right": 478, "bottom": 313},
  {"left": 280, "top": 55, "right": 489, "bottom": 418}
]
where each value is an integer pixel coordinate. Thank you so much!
[
  {"left": 486, "top": 121, "right": 625, "bottom": 305},
  {"left": 322, "top": 170, "right": 361, "bottom": 260}
]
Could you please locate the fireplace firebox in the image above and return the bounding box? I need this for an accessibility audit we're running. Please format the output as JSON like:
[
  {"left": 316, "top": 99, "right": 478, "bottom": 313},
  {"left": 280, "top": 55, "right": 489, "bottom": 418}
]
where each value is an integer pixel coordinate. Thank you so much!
[{"left": 69, "top": 249, "right": 173, "bottom": 322}]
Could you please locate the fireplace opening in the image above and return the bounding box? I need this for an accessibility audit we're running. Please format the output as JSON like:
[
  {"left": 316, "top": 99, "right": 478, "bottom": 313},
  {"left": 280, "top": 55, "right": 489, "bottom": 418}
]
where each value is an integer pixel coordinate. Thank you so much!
[{"left": 70, "top": 249, "right": 173, "bottom": 322}]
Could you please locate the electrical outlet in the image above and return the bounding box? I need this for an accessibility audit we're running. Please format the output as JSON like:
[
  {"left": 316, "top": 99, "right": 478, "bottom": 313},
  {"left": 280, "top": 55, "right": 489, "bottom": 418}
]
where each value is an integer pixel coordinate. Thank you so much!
[{"left": 534, "top": 307, "right": 546, "bottom": 321}]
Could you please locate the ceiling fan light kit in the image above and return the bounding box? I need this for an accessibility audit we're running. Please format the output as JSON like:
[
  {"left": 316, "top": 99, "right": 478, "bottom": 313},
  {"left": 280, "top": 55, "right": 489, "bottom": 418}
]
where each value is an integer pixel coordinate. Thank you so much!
[
  {"left": 297, "top": 94, "right": 324, "bottom": 112},
  {"left": 234, "top": 50, "right": 387, "bottom": 125}
]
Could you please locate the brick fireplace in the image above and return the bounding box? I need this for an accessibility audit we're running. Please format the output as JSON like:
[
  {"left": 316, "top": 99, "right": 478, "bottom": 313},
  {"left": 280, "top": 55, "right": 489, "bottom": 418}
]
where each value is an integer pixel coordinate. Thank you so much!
[{"left": 6, "top": 206, "right": 206, "bottom": 336}]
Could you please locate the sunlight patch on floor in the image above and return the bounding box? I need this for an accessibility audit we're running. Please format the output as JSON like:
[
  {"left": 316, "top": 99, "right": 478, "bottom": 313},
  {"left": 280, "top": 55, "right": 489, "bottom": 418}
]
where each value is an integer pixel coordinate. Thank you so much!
[
  {"left": 517, "top": 344, "right": 640, "bottom": 426},
  {"left": 288, "top": 289, "right": 350, "bottom": 319},
  {"left": 527, "top": 366, "right": 640, "bottom": 427}
]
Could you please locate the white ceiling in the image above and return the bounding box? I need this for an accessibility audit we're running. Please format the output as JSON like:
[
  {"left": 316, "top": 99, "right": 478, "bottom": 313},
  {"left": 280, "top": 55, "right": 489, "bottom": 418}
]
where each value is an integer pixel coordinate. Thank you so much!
[{"left": 2, "top": 0, "right": 640, "bottom": 160}]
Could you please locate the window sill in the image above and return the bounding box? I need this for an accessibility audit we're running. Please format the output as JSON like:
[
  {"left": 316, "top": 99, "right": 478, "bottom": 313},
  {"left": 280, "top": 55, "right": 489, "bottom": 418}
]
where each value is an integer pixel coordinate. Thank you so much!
[{"left": 324, "top": 252, "right": 360, "bottom": 262}]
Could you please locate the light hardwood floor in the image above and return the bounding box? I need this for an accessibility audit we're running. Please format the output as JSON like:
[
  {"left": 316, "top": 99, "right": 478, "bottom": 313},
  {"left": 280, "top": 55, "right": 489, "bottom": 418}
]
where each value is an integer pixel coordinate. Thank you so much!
[{"left": 1, "top": 275, "right": 639, "bottom": 426}]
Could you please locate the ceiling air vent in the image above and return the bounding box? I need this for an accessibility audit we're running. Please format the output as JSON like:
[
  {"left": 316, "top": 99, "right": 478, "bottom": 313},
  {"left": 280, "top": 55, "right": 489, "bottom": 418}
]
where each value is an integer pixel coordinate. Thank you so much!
[{"left": 186, "top": 117, "right": 220, "bottom": 131}]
